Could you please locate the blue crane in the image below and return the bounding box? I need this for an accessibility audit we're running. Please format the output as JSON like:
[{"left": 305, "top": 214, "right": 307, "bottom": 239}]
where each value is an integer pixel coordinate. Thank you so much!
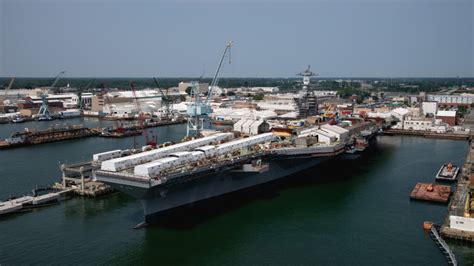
[
  {"left": 38, "top": 71, "right": 66, "bottom": 119},
  {"left": 186, "top": 41, "right": 232, "bottom": 136}
]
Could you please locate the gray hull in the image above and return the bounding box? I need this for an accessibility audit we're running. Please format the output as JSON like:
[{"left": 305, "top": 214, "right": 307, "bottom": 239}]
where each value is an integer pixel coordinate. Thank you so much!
[{"left": 104, "top": 155, "right": 331, "bottom": 221}]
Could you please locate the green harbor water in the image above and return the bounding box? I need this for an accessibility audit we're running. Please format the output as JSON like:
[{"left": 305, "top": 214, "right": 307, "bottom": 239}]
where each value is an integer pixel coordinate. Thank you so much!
[{"left": 0, "top": 119, "right": 472, "bottom": 265}]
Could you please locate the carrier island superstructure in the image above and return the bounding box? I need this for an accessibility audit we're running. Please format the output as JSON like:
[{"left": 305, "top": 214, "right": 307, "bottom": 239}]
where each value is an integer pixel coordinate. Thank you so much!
[{"left": 93, "top": 122, "right": 376, "bottom": 222}]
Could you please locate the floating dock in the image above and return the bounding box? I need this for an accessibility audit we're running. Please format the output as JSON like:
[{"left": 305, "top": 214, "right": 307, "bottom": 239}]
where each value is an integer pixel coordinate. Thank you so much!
[
  {"left": 410, "top": 183, "right": 451, "bottom": 203},
  {"left": 0, "top": 192, "right": 62, "bottom": 216}
]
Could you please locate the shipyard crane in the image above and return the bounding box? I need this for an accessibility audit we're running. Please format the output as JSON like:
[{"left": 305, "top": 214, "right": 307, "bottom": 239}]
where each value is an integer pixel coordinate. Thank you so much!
[
  {"left": 76, "top": 79, "right": 95, "bottom": 110},
  {"left": 38, "top": 71, "right": 66, "bottom": 118},
  {"left": 152, "top": 77, "right": 173, "bottom": 120},
  {"left": 130, "top": 82, "right": 157, "bottom": 147},
  {"left": 4, "top": 78, "right": 14, "bottom": 96},
  {"left": 186, "top": 41, "right": 232, "bottom": 136},
  {"left": 50, "top": 71, "right": 66, "bottom": 89}
]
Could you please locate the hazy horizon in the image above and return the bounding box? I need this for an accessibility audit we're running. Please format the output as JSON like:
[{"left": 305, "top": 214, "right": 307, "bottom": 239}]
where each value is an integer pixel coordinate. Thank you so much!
[{"left": 1, "top": 0, "right": 473, "bottom": 78}]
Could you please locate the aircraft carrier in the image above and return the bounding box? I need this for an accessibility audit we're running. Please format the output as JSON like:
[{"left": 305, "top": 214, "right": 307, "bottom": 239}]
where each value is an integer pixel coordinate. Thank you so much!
[{"left": 93, "top": 122, "right": 375, "bottom": 223}]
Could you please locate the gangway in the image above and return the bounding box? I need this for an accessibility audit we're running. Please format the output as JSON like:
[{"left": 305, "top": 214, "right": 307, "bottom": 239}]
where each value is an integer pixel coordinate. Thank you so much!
[{"left": 430, "top": 225, "right": 457, "bottom": 265}]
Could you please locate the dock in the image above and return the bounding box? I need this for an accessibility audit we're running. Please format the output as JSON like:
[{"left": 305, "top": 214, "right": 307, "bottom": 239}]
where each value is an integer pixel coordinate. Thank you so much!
[
  {"left": 384, "top": 129, "right": 469, "bottom": 140},
  {"left": 58, "top": 162, "right": 114, "bottom": 197},
  {"left": 0, "top": 160, "right": 114, "bottom": 217},
  {"left": 440, "top": 133, "right": 474, "bottom": 241},
  {"left": 0, "top": 192, "right": 63, "bottom": 216}
]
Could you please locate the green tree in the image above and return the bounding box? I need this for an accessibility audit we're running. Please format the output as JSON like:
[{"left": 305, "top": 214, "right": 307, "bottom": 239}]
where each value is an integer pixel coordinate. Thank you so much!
[{"left": 253, "top": 93, "right": 264, "bottom": 101}]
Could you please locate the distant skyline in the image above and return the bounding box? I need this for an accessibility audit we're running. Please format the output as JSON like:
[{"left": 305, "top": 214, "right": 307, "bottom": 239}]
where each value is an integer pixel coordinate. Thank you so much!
[{"left": 1, "top": 0, "right": 473, "bottom": 78}]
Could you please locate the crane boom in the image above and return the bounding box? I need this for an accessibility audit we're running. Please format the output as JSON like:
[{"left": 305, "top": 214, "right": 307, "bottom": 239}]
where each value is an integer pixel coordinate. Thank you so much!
[
  {"left": 51, "top": 71, "right": 66, "bottom": 89},
  {"left": 4, "top": 78, "right": 14, "bottom": 96},
  {"left": 130, "top": 82, "right": 156, "bottom": 147},
  {"left": 152, "top": 77, "right": 173, "bottom": 120},
  {"left": 206, "top": 41, "right": 232, "bottom": 103}
]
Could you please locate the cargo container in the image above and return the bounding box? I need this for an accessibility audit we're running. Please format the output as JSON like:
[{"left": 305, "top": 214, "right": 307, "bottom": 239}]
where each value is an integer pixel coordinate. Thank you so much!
[
  {"left": 134, "top": 157, "right": 180, "bottom": 177},
  {"left": 195, "top": 145, "right": 216, "bottom": 157},
  {"left": 93, "top": 149, "right": 122, "bottom": 162}
]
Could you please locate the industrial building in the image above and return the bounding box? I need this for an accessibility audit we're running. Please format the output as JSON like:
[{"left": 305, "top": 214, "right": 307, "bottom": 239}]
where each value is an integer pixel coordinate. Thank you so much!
[
  {"left": 422, "top": 102, "right": 438, "bottom": 116},
  {"left": 436, "top": 110, "right": 457, "bottom": 126},
  {"left": 233, "top": 119, "right": 270, "bottom": 135},
  {"left": 427, "top": 94, "right": 474, "bottom": 107}
]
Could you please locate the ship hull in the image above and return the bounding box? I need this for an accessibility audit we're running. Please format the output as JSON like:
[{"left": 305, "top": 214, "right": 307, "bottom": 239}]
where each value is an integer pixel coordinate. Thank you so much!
[{"left": 103, "top": 155, "right": 332, "bottom": 222}]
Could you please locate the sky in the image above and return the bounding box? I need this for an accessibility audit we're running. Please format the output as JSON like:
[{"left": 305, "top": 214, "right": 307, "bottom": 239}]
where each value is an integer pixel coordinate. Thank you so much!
[{"left": 0, "top": 0, "right": 473, "bottom": 78}]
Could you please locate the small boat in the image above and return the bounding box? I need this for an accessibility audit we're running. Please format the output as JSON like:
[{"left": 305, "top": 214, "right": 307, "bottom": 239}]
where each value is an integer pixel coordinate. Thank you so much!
[
  {"left": 11, "top": 116, "right": 25, "bottom": 123},
  {"left": 423, "top": 221, "right": 434, "bottom": 231},
  {"left": 435, "top": 162, "right": 459, "bottom": 182},
  {"left": 345, "top": 146, "right": 357, "bottom": 154},
  {"left": 37, "top": 115, "right": 53, "bottom": 121}
]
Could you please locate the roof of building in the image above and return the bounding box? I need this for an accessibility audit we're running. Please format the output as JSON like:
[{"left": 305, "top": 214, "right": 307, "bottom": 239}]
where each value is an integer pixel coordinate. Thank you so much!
[
  {"left": 321, "top": 124, "right": 349, "bottom": 134},
  {"left": 391, "top": 107, "right": 410, "bottom": 116},
  {"left": 436, "top": 110, "right": 456, "bottom": 117},
  {"left": 315, "top": 129, "right": 335, "bottom": 138}
]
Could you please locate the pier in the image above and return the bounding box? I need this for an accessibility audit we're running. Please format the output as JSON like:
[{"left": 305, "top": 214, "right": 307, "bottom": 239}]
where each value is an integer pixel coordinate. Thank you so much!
[
  {"left": 0, "top": 161, "right": 114, "bottom": 217},
  {"left": 440, "top": 131, "right": 474, "bottom": 241},
  {"left": 0, "top": 190, "right": 69, "bottom": 216},
  {"left": 383, "top": 129, "right": 469, "bottom": 140},
  {"left": 57, "top": 162, "right": 114, "bottom": 197}
]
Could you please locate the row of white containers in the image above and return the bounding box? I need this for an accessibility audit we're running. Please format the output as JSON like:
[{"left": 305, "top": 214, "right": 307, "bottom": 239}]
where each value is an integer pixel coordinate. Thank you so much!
[
  {"left": 101, "top": 133, "right": 234, "bottom": 172},
  {"left": 133, "top": 132, "right": 275, "bottom": 178}
]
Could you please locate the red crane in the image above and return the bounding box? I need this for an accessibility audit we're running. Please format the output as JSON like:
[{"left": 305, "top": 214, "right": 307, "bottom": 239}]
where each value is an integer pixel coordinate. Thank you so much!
[{"left": 130, "top": 82, "right": 157, "bottom": 147}]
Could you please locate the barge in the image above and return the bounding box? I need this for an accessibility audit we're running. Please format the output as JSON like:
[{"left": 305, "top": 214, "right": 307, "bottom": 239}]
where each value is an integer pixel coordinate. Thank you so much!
[
  {"left": 0, "top": 125, "right": 100, "bottom": 149},
  {"left": 410, "top": 183, "right": 452, "bottom": 203}
]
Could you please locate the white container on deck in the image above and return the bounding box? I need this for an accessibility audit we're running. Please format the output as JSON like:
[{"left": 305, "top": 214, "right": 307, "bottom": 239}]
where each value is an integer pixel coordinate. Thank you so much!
[
  {"left": 93, "top": 150, "right": 122, "bottom": 162},
  {"left": 134, "top": 157, "right": 180, "bottom": 177}
]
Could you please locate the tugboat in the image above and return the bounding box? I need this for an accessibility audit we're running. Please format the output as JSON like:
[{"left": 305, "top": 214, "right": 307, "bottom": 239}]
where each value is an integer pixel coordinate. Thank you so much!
[
  {"left": 435, "top": 162, "right": 459, "bottom": 182},
  {"left": 37, "top": 114, "right": 54, "bottom": 121}
]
